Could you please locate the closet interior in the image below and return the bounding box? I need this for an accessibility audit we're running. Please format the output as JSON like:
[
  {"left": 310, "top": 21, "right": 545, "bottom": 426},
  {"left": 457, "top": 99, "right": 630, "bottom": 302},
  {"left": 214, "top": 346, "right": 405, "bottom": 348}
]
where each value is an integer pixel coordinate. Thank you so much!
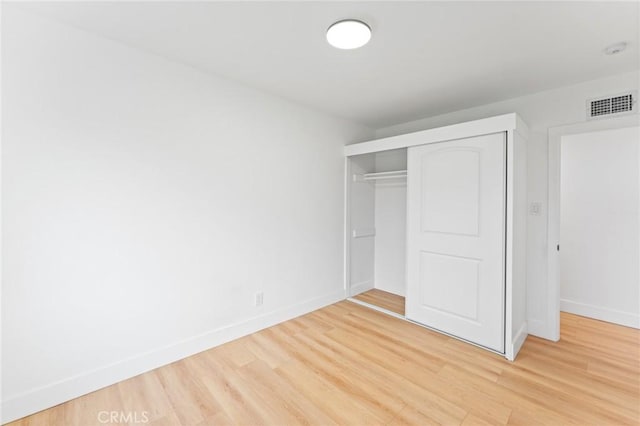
[{"left": 348, "top": 148, "right": 408, "bottom": 315}]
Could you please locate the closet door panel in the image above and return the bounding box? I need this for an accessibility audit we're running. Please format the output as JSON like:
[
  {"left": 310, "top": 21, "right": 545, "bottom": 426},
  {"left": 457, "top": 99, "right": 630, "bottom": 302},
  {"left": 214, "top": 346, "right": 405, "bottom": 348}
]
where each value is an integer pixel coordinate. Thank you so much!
[
  {"left": 406, "top": 132, "right": 506, "bottom": 352},
  {"left": 420, "top": 148, "right": 480, "bottom": 236}
]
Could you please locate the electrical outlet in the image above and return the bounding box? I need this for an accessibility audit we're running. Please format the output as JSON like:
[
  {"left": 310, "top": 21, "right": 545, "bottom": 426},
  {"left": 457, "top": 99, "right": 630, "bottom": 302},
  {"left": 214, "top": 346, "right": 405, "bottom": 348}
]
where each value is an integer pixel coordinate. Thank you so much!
[{"left": 255, "top": 292, "right": 264, "bottom": 307}]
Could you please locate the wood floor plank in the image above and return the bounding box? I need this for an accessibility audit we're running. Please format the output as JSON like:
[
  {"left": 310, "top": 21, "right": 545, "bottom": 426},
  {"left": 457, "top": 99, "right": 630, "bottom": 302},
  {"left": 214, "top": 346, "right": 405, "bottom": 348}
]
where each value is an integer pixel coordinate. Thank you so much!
[
  {"left": 116, "top": 371, "right": 174, "bottom": 424},
  {"left": 63, "top": 380, "right": 124, "bottom": 426},
  {"left": 298, "top": 327, "right": 469, "bottom": 425},
  {"left": 6, "top": 306, "right": 639, "bottom": 426},
  {"left": 235, "top": 359, "right": 337, "bottom": 426},
  {"left": 388, "top": 405, "right": 439, "bottom": 426},
  {"left": 260, "top": 325, "right": 403, "bottom": 423},
  {"left": 153, "top": 358, "right": 221, "bottom": 426},
  {"left": 275, "top": 360, "right": 388, "bottom": 425},
  {"left": 353, "top": 288, "right": 406, "bottom": 315}
]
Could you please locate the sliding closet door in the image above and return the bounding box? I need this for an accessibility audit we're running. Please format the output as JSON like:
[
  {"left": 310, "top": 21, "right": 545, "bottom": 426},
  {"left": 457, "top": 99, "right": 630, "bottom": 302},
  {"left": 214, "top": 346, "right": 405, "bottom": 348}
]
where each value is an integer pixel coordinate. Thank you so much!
[{"left": 405, "top": 133, "right": 506, "bottom": 352}]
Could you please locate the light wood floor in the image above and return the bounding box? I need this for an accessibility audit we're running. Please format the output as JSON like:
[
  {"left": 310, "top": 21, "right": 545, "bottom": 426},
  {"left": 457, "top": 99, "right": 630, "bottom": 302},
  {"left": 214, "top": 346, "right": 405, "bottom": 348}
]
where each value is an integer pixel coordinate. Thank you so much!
[
  {"left": 353, "top": 288, "right": 405, "bottom": 315},
  {"left": 7, "top": 302, "right": 639, "bottom": 426}
]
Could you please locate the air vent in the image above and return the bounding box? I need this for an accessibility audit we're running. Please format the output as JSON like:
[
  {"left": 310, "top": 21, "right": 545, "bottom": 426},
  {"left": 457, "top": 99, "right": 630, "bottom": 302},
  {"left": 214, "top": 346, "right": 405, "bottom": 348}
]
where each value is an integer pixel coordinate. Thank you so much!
[{"left": 587, "top": 91, "right": 637, "bottom": 120}]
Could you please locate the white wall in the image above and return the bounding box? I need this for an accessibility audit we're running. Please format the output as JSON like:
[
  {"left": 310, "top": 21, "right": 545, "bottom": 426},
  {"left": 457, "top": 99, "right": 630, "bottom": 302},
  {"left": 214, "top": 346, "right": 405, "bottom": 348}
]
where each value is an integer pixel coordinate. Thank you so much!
[
  {"left": 373, "top": 183, "right": 406, "bottom": 296},
  {"left": 374, "top": 70, "right": 640, "bottom": 339},
  {"left": 560, "top": 127, "right": 640, "bottom": 328},
  {"left": 1, "top": 7, "right": 372, "bottom": 422},
  {"left": 373, "top": 149, "right": 407, "bottom": 296},
  {"left": 348, "top": 154, "right": 376, "bottom": 296}
]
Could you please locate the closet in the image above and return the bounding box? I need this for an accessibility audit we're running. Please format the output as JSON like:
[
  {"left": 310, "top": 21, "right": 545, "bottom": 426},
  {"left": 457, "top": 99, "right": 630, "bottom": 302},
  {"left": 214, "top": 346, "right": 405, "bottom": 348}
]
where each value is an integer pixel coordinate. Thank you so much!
[
  {"left": 344, "top": 113, "right": 529, "bottom": 360},
  {"left": 348, "top": 148, "right": 408, "bottom": 314}
]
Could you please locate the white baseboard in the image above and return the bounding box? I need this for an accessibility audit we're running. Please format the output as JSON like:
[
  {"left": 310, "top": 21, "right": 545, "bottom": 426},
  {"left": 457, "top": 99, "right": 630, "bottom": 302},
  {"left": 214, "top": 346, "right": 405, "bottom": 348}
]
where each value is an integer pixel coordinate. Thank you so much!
[
  {"left": 560, "top": 299, "right": 639, "bottom": 329},
  {"left": 506, "top": 322, "right": 528, "bottom": 361},
  {"left": 350, "top": 280, "right": 374, "bottom": 296},
  {"left": 1, "top": 290, "right": 345, "bottom": 424}
]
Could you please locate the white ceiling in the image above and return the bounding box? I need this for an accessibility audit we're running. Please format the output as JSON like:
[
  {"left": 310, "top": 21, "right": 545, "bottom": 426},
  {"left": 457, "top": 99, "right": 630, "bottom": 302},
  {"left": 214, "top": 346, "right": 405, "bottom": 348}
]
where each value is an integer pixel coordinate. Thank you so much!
[{"left": 17, "top": 1, "right": 640, "bottom": 128}]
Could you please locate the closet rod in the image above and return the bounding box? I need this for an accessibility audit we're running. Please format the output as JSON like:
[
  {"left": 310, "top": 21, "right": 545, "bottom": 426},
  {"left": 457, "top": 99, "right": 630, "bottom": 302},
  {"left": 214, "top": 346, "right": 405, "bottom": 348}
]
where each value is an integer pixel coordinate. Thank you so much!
[{"left": 362, "top": 170, "right": 407, "bottom": 181}]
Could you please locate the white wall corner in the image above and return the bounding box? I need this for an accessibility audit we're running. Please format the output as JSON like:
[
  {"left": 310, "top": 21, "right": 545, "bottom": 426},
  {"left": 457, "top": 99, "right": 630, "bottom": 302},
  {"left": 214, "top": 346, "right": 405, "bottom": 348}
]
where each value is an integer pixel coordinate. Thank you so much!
[
  {"left": 526, "top": 318, "right": 554, "bottom": 341},
  {"left": 350, "top": 280, "right": 375, "bottom": 297}
]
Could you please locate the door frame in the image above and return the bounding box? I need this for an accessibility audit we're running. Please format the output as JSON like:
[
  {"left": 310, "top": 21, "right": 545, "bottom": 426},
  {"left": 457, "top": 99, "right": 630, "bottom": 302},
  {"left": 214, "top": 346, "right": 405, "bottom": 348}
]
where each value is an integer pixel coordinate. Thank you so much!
[{"left": 547, "top": 114, "right": 640, "bottom": 341}]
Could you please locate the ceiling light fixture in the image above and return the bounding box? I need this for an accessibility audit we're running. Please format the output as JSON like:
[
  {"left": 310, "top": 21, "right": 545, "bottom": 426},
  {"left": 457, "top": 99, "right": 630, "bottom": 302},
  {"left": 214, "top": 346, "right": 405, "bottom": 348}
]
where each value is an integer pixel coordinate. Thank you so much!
[
  {"left": 604, "top": 42, "right": 627, "bottom": 55},
  {"left": 326, "top": 19, "right": 371, "bottom": 50}
]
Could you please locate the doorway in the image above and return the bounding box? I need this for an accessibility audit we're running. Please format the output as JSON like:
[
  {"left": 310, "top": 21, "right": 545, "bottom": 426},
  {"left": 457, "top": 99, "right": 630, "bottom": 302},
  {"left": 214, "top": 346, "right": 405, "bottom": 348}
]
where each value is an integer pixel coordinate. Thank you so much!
[
  {"left": 560, "top": 126, "right": 639, "bottom": 327},
  {"left": 548, "top": 115, "right": 640, "bottom": 340}
]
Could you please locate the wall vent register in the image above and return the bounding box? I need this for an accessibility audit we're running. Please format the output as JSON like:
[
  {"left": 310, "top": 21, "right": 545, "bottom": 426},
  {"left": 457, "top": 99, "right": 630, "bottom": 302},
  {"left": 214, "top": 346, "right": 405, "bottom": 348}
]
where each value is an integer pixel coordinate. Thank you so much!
[{"left": 587, "top": 91, "right": 637, "bottom": 119}]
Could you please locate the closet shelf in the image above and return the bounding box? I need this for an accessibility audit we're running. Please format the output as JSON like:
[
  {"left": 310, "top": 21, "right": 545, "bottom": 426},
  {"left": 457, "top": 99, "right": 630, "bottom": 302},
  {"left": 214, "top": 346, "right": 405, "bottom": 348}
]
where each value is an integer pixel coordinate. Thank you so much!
[{"left": 361, "top": 170, "right": 408, "bottom": 181}]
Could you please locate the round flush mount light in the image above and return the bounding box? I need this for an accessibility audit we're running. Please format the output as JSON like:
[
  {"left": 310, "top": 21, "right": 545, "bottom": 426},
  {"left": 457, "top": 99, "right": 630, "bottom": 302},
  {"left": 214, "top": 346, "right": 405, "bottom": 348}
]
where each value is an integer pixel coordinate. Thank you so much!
[
  {"left": 326, "top": 19, "right": 371, "bottom": 49},
  {"left": 604, "top": 42, "right": 627, "bottom": 55}
]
